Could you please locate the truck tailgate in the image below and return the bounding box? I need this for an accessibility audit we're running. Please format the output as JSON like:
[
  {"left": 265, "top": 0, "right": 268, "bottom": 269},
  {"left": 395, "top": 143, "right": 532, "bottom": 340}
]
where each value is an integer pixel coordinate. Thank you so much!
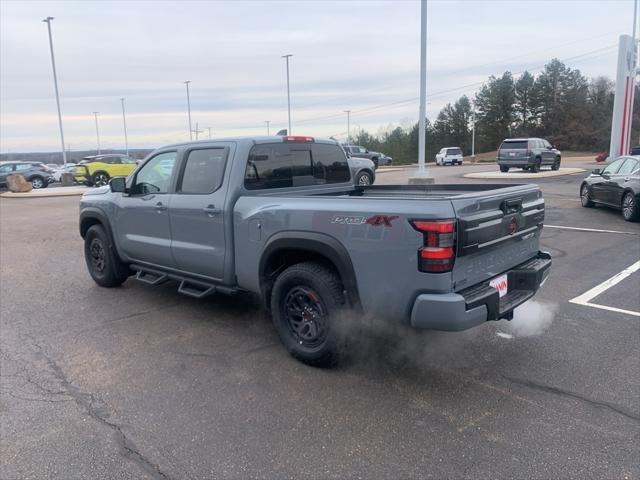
[{"left": 450, "top": 185, "right": 545, "bottom": 291}]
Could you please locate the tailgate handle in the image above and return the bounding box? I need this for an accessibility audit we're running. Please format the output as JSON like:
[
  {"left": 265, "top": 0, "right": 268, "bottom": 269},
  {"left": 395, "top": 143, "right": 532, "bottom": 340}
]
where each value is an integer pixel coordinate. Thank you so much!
[{"left": 501, "top": 198, "right": 522, "bottom": 214}]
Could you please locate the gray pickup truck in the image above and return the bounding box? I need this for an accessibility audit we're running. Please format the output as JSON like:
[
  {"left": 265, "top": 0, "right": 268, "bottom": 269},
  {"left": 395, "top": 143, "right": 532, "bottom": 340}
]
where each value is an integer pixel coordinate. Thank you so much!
[{"left": 80, "top": 135, "right": 551, "bottom": 366}]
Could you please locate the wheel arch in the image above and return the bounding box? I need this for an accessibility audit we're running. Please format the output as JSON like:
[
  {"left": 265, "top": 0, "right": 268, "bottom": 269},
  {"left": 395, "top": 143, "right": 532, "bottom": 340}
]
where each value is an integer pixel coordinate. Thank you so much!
[
  {"left": 259, "top": 232, "right": 361, "bottom": 312},
  {"left": 80, "top": 208, "right": 127, "bottom": 262}
]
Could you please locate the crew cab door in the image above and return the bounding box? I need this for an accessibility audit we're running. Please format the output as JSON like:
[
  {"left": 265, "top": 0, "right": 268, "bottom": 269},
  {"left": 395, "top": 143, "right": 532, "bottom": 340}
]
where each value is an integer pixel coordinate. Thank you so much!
[
  {"left": 168, "top": 146, "right": 230, "bottom": 281},
  {"left": 116, "top": 150, "right": 178, "bottom": 267}
]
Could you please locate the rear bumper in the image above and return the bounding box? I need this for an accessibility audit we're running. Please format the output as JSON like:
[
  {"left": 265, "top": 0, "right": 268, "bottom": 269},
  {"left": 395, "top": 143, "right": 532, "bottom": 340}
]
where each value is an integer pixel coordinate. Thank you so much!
[
  {"left": 497, "top": 157, "right": 533, "bottom": 166},
  {"left": 410, "top": 251, "right": 551, "bottom": 331}
]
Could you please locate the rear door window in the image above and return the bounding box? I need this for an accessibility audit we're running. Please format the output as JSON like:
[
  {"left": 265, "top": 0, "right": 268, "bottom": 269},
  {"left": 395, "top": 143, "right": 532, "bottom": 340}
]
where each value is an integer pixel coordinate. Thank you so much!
[
  {"left": 245, "top": 142, "right": 350, "bottom": 190},
  {"left": 446, "top": 148, "right": 462, "bottom": 155},
  {"left": 178, "top": 148, "right": 228, "bottom": 194}
]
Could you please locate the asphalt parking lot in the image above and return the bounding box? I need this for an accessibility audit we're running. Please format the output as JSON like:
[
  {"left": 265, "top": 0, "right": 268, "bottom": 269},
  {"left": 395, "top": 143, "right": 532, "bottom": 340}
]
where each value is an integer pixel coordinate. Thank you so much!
[{"left": 1, "top": 161, "right": 639, "bottom": 479}]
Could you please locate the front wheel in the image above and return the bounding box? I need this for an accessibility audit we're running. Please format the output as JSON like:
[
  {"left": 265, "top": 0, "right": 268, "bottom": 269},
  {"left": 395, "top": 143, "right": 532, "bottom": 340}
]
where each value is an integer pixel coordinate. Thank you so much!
[
  {"left": 551, "top": 157, "right": 561, "bottom": 171},
  {"left": 371, "top": 158, "right": 379, "bottom": 169},
  {"left": 355, "top": 171, "right": 373, "bottom": 186},
  {"left": 84, "top": 224, "right": 130, "bottom": 287},
  {"left": 622, "top": 192, "right": 639, "bottom": 221},
  {"left": 271, "top": 262, "right": 346, "bottom": 367},
  {"left": 580, "top": 183, "right": 594, "bottom": 208},
  {"left": 31, "top": 176, "right": 46, "bottom": 189},
  {"left": 500, "top": 166, "right": 509, "bottom": 173}
]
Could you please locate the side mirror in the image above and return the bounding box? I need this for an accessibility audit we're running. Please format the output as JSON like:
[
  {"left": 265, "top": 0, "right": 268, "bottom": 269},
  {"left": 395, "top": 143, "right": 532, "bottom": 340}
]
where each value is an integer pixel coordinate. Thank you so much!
[
  {"left": 109, "top": 176, "right": 127, "bottom": 193},
  {"left": 591, "top": 169, "right": 601, "bottom": 175}
]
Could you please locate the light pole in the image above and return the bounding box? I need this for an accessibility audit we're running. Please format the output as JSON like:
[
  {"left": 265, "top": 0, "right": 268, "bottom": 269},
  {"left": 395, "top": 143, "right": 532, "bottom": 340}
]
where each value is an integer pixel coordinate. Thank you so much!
[
  {"left": 120, "top": 98, "right": 129, "bottom": 156},
  {"left": 184, "top": 80, "right": 193, "bottom": 140},
  {"left": 409, "top": 0, "right": 433, "bottom": 184},
  {"left": 93, "top": 112, "right": 101, "bottom": 154},
  {"left": 264, "top": 120, "right": 270, "bottom": 136},
  {"left": 42, "top": 17, "right": 68, "bottom": 167},
  {"left": 193, "top": 122, "right": 203, "bottom": 140},
  {"left": 207, "top": 127, "right": 212, "bottom": 139},
  {"left": 282, "top": 54, "right": 293, "bottom": 134},
  {"left": 344, "top": 110, "right": 351, "bottom": 144},
  {"left": 417, "top": 0, "right": 428, "bottom": 175},
  {"left": 471, "top": 105, "right": 476, "bottom": 161}
]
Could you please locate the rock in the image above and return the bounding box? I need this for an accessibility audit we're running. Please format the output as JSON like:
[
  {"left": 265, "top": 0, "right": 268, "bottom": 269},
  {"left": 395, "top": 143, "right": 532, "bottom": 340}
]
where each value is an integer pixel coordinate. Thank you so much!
[{"left": 6, "top": 174, "right": 33, "bottom": 193}]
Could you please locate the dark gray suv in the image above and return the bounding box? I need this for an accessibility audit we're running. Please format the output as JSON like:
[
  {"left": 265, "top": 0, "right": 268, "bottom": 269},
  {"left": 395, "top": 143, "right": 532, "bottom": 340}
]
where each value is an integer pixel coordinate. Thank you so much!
[
  {"left": 497, "top": 138, "right": 561, "bottom": 173},
  {"left": 0, "top": 161, "right": 56, "bottom": 189}
]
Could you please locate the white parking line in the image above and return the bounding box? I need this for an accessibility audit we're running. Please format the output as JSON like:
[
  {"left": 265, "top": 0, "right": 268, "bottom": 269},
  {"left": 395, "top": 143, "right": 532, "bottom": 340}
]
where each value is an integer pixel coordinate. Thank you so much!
[
  {"left": 545, "top": 225, "right": 639, "bottom": 235},
  {"left": 569, "top": 260, "right": 640, "bottom": 317}
]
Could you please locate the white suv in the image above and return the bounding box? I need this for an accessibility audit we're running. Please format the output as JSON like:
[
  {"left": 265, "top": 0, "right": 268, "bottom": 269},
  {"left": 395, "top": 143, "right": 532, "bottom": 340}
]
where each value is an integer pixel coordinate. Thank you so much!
[{"left": 435, "top": 147, "right": 464, "bottom": 166}]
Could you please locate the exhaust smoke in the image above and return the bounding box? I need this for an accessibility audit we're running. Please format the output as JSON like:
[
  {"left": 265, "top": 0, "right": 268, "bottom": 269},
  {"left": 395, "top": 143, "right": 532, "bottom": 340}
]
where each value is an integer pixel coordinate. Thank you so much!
[{"left": 504, "top": 300, "right": 558, "bottom": 337}]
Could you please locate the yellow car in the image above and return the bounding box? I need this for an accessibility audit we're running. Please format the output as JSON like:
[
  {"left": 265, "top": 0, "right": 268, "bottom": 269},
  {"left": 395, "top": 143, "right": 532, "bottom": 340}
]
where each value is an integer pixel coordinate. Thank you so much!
[{"left": 74, "top": 154, "right": 138, "bottom": 186}]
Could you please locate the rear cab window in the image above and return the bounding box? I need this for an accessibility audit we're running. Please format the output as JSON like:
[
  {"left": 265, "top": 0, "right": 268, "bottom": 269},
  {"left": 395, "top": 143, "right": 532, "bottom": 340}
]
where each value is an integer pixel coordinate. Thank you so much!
[{"left": 244, "top": 142, "right": 350, "bottom": 190}]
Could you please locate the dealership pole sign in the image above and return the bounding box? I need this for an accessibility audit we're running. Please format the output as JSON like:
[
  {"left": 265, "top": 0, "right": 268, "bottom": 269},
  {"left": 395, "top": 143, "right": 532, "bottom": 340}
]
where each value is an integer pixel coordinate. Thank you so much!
[{"left": 609, "top": 34, "right": 638, "bottom": 158}]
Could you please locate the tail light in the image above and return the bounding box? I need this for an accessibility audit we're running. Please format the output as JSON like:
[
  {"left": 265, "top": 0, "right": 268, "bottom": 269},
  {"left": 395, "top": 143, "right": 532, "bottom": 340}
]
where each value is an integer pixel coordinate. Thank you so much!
[{"left": 410, "top": 219, "right": 456, "bottom": 273}]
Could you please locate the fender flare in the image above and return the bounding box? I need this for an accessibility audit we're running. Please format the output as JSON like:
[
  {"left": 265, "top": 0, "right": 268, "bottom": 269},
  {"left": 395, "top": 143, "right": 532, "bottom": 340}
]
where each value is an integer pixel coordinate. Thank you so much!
[
  {"left": 259, "top": 231, "right": 361, "bottom": 310},
  {"left": 79, "top": 207, "right": 126, "bottom": 261}
]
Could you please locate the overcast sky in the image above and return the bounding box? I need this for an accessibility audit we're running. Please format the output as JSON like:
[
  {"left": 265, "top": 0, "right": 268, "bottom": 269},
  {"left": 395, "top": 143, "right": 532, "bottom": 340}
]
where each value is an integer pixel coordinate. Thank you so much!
[{"left": 0, "top": 0, "right": 632, "bottom": 153}]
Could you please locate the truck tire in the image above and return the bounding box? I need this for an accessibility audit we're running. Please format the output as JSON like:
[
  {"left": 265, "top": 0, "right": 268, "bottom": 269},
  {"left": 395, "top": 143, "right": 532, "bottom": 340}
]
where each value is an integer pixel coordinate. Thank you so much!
[
  {"left": 84, "top": 224, "right": 130, "bottom": 287},
  {"left": 500, "top": 166, "right": 509, "bottom": 173},
  {"left": 551, "top": 156, "right": 561, "bottom": 171},
  {"left": 270, "top": 262, "right": 346, "bottom": 367}
]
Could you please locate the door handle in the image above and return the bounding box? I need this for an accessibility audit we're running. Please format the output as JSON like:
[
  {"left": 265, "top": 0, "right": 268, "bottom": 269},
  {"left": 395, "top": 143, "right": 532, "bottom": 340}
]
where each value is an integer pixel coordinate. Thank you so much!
[
  {"left": 203, "top": 204, "right": 221, "bottom": 216},
  {"left": 155, "top": 202, "right": 167, "bottom": 212}
]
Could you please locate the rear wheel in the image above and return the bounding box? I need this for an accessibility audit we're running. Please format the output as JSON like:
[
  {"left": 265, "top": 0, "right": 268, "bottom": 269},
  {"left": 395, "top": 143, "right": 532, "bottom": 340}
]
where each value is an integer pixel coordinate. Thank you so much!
[
  {"left": 531, "top": 158, "right": 541, "bottom": 173},
  {"left": 84, "top": 224, "right": 130, "bottom": 287},
  {"left": 622, "top": 192, "right": 639, "bottom": 221},
  {"left": 580, "top": 183, "right": 594, "bottom": 208},
  {"left": 500, "top": 166, "right": 509, "bottom": 173},
  {"left": 551, "top": 157, "right": 561, "bottom": 171},
  {"left": 92, "top": 171, "right": 110, "bottom": 187},
  {"left": 271, "top": 262, "right": 346, "bottom": 367}
]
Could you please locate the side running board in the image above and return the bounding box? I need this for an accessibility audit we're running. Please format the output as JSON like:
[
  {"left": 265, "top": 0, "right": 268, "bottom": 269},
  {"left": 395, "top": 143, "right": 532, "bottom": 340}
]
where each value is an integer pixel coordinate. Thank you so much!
[
  {"left": 136, "top": 269, "right": 168, "bottom": 285},
  {"left": 131, "top": 264, "right": 238, "bottom": 299}
]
